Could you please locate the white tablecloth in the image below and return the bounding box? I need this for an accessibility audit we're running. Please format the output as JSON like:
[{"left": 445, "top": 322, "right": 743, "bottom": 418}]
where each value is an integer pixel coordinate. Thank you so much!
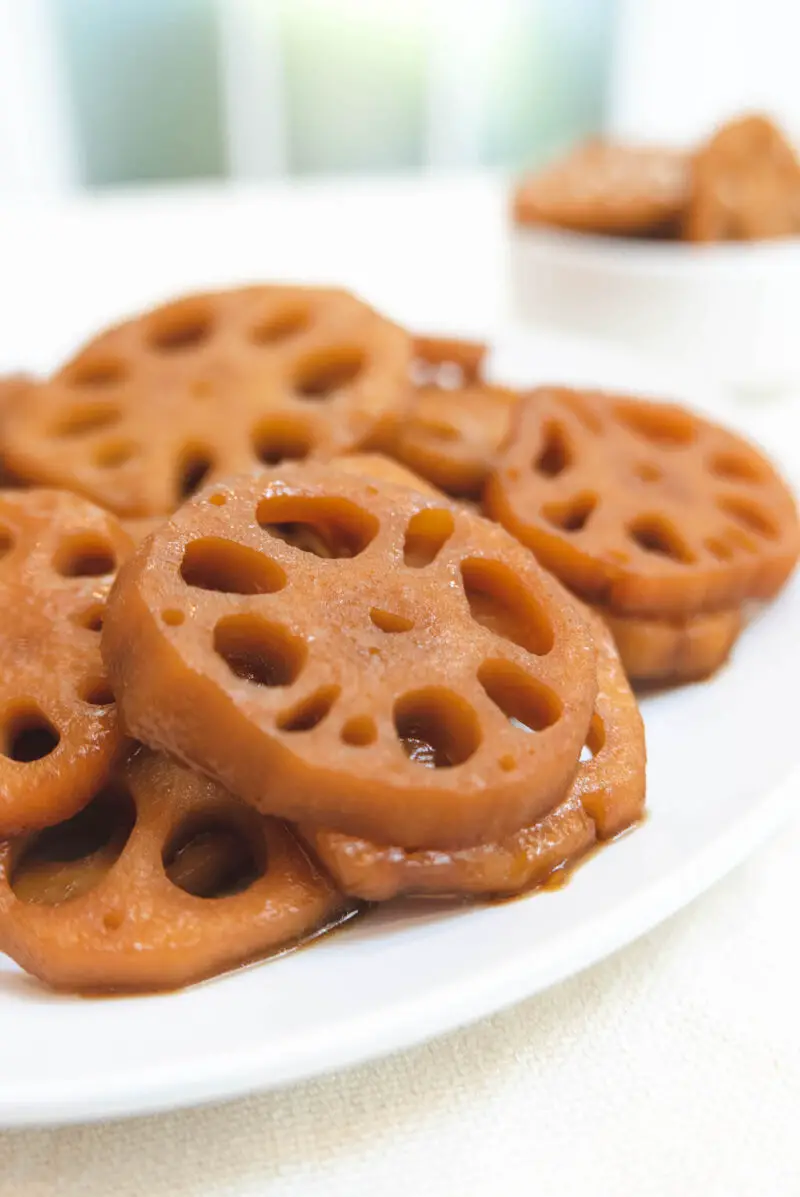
[{"left": 0, "top": 176, "right": 798, "bottom": 1195}]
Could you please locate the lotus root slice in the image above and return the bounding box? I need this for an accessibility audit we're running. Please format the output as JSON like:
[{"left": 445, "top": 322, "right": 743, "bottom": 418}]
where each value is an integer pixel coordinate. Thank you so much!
[
  {"left": 485, "top": 387, "right": 799, "bottom": 618},
  {"left": 0, "top": 749, "right": 352, "bottom": 992},
  {"left": 102, "top": 463, "right": 598, "bottom": 849}
]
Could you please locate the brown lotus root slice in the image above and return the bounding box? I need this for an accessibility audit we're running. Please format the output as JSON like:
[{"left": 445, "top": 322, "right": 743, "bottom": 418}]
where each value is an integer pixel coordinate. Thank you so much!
[
  {"left": 686, "top": 114, "right": 800, "bottom": 242},
  {"left": 485, "top": 387, "right": 800, "bottom": 618},
  {"left": 601, "top": 605, "right": 742, "bottom": 687},
  {"left": 390, "top": 335, "right": 517, "bottom": 500},
  {"left": 102, "top": 463, "right": 597, "bottom": 849},
  {"left": 0, "top": 749, "right": 350, "bottom": 992},
  {"left": 392, "top": 379, "right": 519, "bottom": 500},
  {"left": 305, "top": 614, "right": 644, "bottom": 900},
  {"left": 0, "top": 286, "right": 412, "bottom": 518},
  {"left": 0, "top": 490, "right": 131, "bottom": 835},
  {"left": 513, "top": 140, "right": 690, "bottom": 237}
]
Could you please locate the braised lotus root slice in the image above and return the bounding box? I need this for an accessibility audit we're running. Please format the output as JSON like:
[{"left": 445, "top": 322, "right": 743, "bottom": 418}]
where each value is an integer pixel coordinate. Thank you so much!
[
  {"left": 601, "top": 605, "right": 743, "bottom": 687},
  {"left": 398, "top": 335, "right": 517, "bottom": 500},
  {"left": 485, "top": 387, "right": 800, "bottom": 619},
  {"left": 102, "top": 464, "right": 598, "bottom": 849},
  {"left": 305, "top": 615, "right": 645, "bottom": 900},
  {"left": 0, "top": 286, "right": 412, "bottom": 517},
  {"left": 513, "top": 140, "right": 690, "bottom": 237},
  {"left": 392, "top": 379, "right": 518, "bottom": 500},
  {"left": 0, "top": 490, "right": 131, "bottom": 835},
  {"left": 0, "top": 750, "right": 350, "bottom": 992},
  {"left": 686, "top": 114, "right": 800, "bottom": 243}
]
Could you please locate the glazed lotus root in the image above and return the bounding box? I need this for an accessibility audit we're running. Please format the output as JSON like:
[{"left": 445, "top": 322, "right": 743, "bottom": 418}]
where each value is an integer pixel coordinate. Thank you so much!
[
  {"left": 686, "top": 114, "right": 800, "bottom": 242},
  {"left": 0, "top": 490, "right": 131, "bottom": 835},
  {"left": 391, "top": 337, "right": 518, "bottom": 500},
  {"left": 513, "top": 140, "right": 690, "bottom": 237},
  {"left": 305, "top": 615, "right": 645, "bottom": 900},
  {"left": 602, "top": 606, "right": 743, "bottom": 687},
  {"left": 0, "top": 749, "right": 350, "bottom": 991},
  {"left": 485, "top": 387, "right": 800, "bottom": 618},
  {"left": 102, "top": 464, "right": 598, "bottom": 849},
  {"left": 0, "top": 286, "right": 412, "bottom": 517}
]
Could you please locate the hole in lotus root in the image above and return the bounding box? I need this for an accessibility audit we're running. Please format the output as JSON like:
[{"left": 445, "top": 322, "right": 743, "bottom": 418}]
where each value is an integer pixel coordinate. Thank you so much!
[
  {"left": 162, "top": 608, "right": 185, "bottom": 626},
  {"left": 80, "top": 677, "right": 114, "bottom": 707},
  {"left": 718, "top": 496, "right": 777, "bottom": 540},
  {"left": 477, "top": 660, "right": 562, "bottom": 732},
  {"left": 0, "top": 527, "right": 14, "bottom": 559},
  {"left": 370, "top": 608, "right": 414, "bottom": 634},
  {"left": 293, "top": 345, "right": 365, "bottom": 399},
  {"left": 251, "top": 305, "right": 310, "bottom": 345},
  {"left": 709, "top": 452, "right": 765, "bottom": 484},
  {"left": 10, "top": 783, "right": 136, "bottom": 904},
  {"left": 277, "top": 685, "right": 340, "bottom": 732},
  {"left": 341, "top": 716, "right": 377, "bottom": 746},
  {"left": 1, "top": 702, "right": 60, "bottom": 763},
  {"left": 257, "top": 495, "right": 378, "bottom": 559},
  {"left": 628, "top": 515, "right": 695, "bottom": 563},
  {"left": 403, "top": 508, "right": 455, "bottom": 568},
  {"left": 705, "top": 537, "right": 734, "bottom": 561},
  {"left": 579, "top": 712, "right": 606, "bottom": 762},
  {"left": 93, "top": 439, "right": 137, "bottom": 469},
  {"left": 208, "top": 493, "right": 227, "bottom": 507},
  {"left": 214, "top": 615, "right": 306, "bottom": 687},
  {"left": 534, "top": 422, "right": 572, "bottom": 477},
  {"left": 177, "top": 446, "right": 215, "bottom": 500},
  {"left": 64, "top": 357, "right": 127, "bottom": 389},
  {"left": 181, "top": 538, "right": 286, "bottom": 595},
  {"left": 162, "top": 817, "right": 265, "bottom": 899},
  {"left": 460, "top": 558, "right": 554, "bottom": 655},
  {"left": 73, "top": 603, "right": 105, "bottom": 632},
  {"left": 103, "top": 911, "right": 124, "bottom": 932},
  {"left": 52, "top": 404, "right": 121, "bottom": 438},
  {"left": 54, "top": 534, "right": 116, "bottom": 577},
  {"left": 542, "top": 492, "right": 598, "bottom": 533},
  {"left": 252, "top": 417, "right": 314, "bottom": 466},
  {"left": 394, "top": 688, "right": 481, "bottom": 768},
  {"left": 726, "top": 526, "right": 759, "bottom": 553},
  {"left": 147, "top": 300, "right": 213, "bottom": 353},
  {"left": 615, "top": 400, "right": 697, "bottom": 447}
]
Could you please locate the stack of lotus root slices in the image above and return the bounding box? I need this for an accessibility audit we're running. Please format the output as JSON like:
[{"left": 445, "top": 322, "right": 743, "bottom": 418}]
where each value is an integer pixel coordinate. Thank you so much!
[
  {"left": 0, "top": 284, "right": 795, "bottom": 993},
  {"left": 513, "top": 112, "right": 800, "bottom": 243}
]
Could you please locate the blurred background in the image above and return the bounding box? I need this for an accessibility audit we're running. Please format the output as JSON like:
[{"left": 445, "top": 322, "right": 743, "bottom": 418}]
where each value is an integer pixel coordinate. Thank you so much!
[{"left": 2, "top": 0, "right": 799, "bottom": 197}]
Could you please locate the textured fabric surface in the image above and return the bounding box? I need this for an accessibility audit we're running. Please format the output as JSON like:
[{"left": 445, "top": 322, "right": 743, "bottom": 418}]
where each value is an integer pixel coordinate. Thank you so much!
[{"left": 1, "top": 811, "right": 798, "bottom": 1197}]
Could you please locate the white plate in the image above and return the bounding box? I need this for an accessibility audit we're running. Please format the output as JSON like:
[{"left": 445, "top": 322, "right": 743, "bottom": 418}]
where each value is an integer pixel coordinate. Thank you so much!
[{"left": 1, "top": 327, "right": 798, "bottom": 1129}]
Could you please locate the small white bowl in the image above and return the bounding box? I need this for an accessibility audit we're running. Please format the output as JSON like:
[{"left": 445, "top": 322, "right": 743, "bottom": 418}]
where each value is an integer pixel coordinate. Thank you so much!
[{"left": 509, "top": 225, "right": 800, "bottom": 392}]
